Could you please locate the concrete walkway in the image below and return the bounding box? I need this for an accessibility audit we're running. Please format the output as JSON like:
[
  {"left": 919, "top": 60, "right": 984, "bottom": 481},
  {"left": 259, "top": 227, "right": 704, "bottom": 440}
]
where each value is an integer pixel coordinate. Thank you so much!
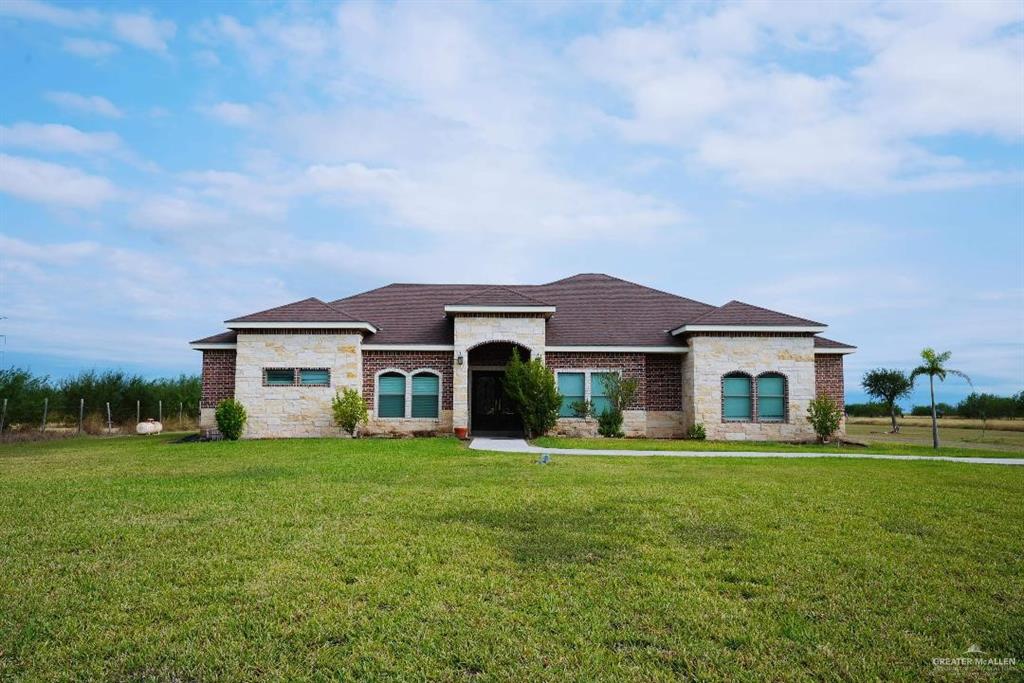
[{"left": 468, "top": 437, "right": 1024, "bottom": 466}]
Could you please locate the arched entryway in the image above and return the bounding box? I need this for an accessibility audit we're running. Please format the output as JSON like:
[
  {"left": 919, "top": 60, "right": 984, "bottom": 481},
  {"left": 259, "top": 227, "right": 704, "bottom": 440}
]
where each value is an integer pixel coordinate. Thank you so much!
[{"left": 468, "top": 341, "right": 531, "bottom": 436}]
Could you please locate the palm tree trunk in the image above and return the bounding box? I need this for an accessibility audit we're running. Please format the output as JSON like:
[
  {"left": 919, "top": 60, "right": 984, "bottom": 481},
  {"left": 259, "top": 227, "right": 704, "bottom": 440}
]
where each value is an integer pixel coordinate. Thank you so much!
[
  {"left": 890, "top": 403, "right": 899, "bottom": 433},
  {"left": 929, "top": 375, "right": 939, "bottom": 449}
]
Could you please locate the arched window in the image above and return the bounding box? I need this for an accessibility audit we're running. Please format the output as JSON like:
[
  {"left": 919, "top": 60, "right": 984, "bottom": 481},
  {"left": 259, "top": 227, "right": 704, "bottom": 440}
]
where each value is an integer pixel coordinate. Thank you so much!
[
  {"left": 757, "top": 373, "right": 786, "bottom": 422},
  {"left": 378, "top": 372, "right": 406, "bottom": 418},
  {"left": 722, "top": 373, "right": 752, "bottom": 421},
  {"left": 411, "top": 372, "right": 440, "bottom": 418}
]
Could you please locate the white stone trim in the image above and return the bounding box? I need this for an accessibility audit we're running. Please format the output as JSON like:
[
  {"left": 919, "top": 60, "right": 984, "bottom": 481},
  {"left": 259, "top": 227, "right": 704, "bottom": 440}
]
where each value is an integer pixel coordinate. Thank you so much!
[
  {"left": 190, "top": 343, "right": 236, "bottom": 350},
  {"left": 373, "top": 368, "right": 442, "bottom": 420},
  {"left": 546, "top": 345, "right": 688, "bottom": 353},
  {"left": 671, "top": 324, "right": 826, "bottom": 335},
  {"left": 814, "top": 347, "right": 856, "bottom": 355},
  {"left": 444, "top": 305, "right": 556, "bottom": 315},
  {"left": 227, "top": 321, "right": 378, "bottom": 333},
  {"left": 363, "top": 344, "right": 455, "bottom": 351}
]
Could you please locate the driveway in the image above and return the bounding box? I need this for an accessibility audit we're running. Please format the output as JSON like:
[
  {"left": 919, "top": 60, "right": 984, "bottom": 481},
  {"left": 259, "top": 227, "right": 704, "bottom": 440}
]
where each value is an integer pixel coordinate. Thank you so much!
[{"left": 468, "top": 437, "right": 1024, "bottom": 466}]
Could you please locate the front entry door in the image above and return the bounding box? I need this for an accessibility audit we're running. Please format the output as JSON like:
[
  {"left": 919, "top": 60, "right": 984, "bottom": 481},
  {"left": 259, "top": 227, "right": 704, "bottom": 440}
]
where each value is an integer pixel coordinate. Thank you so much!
[{"left": 471, "top": 371, "right": 522, "bottom": 434}]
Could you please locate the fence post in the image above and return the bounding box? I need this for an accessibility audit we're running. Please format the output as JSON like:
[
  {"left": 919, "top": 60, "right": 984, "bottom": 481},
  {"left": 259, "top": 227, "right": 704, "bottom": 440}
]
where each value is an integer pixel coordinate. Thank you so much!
[
  {"left": 0, "top": 397, "right": 7, "bottom": 433},
  {"left": 136, "top": 400, "right": 140, "bottom": 425},
  {"left": 159, "top": 400, "right": 163, "bottom": 424},
  {"left": 106, "top": 402, "right": 112, "bottom": 434},
  {"left": 78, "top": 398, "right": 84, "bottom": 435},
  {"left": 179, "top": 402, "right": 183, "bottom": 423},
  {"left": 40, "top": 398, "right": 48, "bottom": 432}
]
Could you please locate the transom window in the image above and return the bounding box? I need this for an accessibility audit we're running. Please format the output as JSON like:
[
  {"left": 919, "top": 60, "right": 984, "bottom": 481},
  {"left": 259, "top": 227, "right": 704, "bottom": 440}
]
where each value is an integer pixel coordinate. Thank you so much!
[
  {"left": 722, "top": 374, "right": 752, "bottom": 421},
  {"left": 376, "top": 370, "right": 442, "bottom": 419},
  {"left": 264, "top": 368, "right": 331, "bottom": 387}
]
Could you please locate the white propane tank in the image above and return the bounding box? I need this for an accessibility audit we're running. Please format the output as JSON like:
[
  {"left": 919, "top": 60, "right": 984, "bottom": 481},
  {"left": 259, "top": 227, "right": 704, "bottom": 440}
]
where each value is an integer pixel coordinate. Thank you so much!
[{"left": 136, "top": 419, "right": 163, "bottom": 435}]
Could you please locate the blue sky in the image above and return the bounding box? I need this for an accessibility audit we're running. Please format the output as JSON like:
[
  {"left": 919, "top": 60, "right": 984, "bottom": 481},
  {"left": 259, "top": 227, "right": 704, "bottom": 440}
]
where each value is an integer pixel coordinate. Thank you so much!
[{"left": 0, "top": 0, "right": 1021, "bottom": 407}]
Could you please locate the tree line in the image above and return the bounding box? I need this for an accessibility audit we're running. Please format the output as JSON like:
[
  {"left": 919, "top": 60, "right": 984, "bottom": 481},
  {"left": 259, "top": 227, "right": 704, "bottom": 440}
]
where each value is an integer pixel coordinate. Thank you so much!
[
  {"left": 848, "top": 392, "right": 1024, "bottom": 419},
  {"left": 0, "top": 367, "right": 200, "bottom": 432}
]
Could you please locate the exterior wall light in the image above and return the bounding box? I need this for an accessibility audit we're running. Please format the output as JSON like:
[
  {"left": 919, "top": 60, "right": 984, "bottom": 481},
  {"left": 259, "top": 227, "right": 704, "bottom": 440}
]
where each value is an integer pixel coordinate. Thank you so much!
[{"left": 456, "top": 352, "right": 464, "bottom": 366}]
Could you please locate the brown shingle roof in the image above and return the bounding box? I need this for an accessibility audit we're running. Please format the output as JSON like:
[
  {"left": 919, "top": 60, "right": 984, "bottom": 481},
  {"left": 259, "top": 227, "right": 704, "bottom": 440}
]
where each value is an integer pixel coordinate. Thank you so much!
[
  {"left": 190, "top": 330, "right": 237, "bottom": 344},
  {"left": 225, "top": 297, "right": 368, "bottom": 324},
  {"left": 685, "top": 300, "right": 824, "bottom": 327},
  {"left": 814, "top": 336, "right": 856, "bottom": 349},
  {"left": 449, "top": 286, "right": 551, "bottom": 307}
]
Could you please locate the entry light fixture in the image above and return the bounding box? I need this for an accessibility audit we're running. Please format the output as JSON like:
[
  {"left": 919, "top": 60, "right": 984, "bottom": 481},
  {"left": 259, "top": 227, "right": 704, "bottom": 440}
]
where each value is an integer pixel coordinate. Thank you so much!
[{"left": 456, "top": 351, "right": 464, "bottom": 366}]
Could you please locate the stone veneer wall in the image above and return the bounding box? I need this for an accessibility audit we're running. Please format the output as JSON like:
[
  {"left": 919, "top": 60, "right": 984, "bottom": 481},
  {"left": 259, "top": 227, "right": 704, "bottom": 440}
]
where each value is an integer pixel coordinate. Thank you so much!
[
  {"left": 453, "top": 314, "right": 546, "bottom": 430},
  {"left": 361, "top": 350, "right": 454, "bottom": 435},
  {"left": 199, "top": 349, "right": 235, "bottom": 427},
  {"left": 686, "top": 335, "right": 817, "bottom": 441},
  {"left": 234, "top": 331, "right": 362, "bottom": 438}
]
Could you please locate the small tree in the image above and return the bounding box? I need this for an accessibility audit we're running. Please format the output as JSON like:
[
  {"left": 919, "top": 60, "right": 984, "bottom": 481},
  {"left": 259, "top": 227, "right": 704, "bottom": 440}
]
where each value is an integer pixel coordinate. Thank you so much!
[
  {"left": 503, "top": 349, "right": 561, "bottom": 438},
  {"left": 215, "top": 398, "right": 247, "bottom": 441},
  {"left": 332, "top": 388, "right": 368, "bottom": 437},
  {"left": 594, "top": 372, "right": 639, "bottom": 438},
  {"left": 861, "top": 368, "right": 913, "bottom": 434},
  {"left": 807, "top": 396, "right": 842, "bottom": 444},
  {"left": 909, "top": 348, "right": 972, "bottom": 449}
]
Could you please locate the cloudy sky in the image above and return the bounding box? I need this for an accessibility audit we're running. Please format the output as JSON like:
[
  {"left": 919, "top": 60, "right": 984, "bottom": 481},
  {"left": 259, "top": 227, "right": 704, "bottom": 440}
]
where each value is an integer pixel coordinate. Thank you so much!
[{"left": 1, "top": 0, "right": 1021, "bottom": 405}]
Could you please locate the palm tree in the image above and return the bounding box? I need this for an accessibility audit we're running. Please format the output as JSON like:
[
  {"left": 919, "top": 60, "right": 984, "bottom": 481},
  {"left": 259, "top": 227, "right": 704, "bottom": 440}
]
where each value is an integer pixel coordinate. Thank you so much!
[{"left": 909, "top": 348, "right": 972, "bottom": 449}]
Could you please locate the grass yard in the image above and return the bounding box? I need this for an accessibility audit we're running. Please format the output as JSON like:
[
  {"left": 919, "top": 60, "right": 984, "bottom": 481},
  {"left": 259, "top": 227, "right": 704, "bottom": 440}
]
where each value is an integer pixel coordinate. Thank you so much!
[
  {"left": 2, "top": 436, "right": 1022, "bottom": 680},
  {"left": 846, "top": 420, "right": 1024, "bottom": 453},
  {"left": 534, "top": 434, "right": 1023, "bottom": 458}
]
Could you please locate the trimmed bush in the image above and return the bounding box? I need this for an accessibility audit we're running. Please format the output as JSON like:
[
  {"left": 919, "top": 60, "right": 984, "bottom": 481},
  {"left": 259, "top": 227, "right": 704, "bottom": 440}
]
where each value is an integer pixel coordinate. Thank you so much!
[
  {"left": 215, "top": 399, "right": 247, "bottom": 441},
  {"left": 332, "top": 388, "right": 368, "bottom": 436},
  {"left": 807, "top": 396, "right": 843, "bottom": 443},
  {"left": 503, "top": 350, "right": 561, "bottom": 438}
]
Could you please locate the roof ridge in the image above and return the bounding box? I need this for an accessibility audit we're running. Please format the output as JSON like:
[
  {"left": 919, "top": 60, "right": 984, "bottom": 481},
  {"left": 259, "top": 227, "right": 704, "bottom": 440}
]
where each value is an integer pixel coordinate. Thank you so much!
[
  {"left": 688, "top": 300, "right": 824, "bottom": 327},
  {"left": 450, "top": 285, "right": 551, "bottom": 306},
  {"left": 539, "top": 273, "right": 716, "bottom": 310}
]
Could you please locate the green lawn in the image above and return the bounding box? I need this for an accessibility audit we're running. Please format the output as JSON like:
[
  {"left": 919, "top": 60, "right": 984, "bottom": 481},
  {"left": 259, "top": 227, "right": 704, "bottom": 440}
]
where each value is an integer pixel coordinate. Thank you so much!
[
  {"left": 2, "top": 436, "right": 1022, "bottom": 680},
  {"left": 847, "top": 421, "right": 1024, "bottom": 453},
  {"left": 534, "top": 435, "right": 1023, "bottom": 458}
]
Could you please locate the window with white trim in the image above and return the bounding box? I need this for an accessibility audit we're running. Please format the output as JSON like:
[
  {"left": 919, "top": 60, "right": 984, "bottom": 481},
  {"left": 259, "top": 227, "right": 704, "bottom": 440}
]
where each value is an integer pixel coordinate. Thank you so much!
[
  {"left": 555, "top": 369, "right": 623, "bottom": 418},
  {"left": 378, "top": 372, "right": 406, "bottom": 418},
  {"left": 411, "top": 372, "right": 440, "bottom": 418}
]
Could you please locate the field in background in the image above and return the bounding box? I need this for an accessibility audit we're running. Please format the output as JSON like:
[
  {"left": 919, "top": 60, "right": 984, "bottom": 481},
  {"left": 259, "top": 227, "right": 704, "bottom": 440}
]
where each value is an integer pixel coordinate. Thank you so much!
[
  {"left": 846, "top": 419, "right": 1024, "bottom": 453},
  {"left": 2, "top": 436, "right": 1022, "bottom": 680}
]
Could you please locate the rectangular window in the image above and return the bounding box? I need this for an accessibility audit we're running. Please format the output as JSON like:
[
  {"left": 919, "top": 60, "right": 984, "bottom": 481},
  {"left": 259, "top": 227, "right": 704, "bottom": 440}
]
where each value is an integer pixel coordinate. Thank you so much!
[
  {"left": 557, "top": 372, "right": 585, "bottom": 417},
  {"left": 757, "top": 375, "right": 785, "bottom": 422},
  {"left": 378, "top": 374, "right": 406, "bottom": 418},
  {"left": 265, "top": 368, "right": 295, "bottom": 386},
  {"left": 299, "top": 368, "right": 330, "bottom": 386},
  {"left": 722, "top": 376, "right": 752, "bottom": 420},
  {"left": 411, "top": 373, "right": 439, "bottom": 418},
  {"left": 591, "top": 372, "right": 614, "bottom": 417}
]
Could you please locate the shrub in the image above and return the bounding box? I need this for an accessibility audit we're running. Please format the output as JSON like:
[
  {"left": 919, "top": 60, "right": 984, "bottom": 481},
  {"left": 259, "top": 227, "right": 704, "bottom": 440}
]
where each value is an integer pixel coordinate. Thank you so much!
[
  {"left": 503, "top": 349, "right": 561, "bottom": 438},
  {"left": 215, "top": 399, "right": 247, "bottom": 440},
  {"left": 570, "top": 399, "right": 592, "bottom": 419},
  {"left": 686, "top": 423, "right": 706, "bottom": 440},
  {"left": 332, "top": 388, "right": 368, "bottom": 436},
  {"left": 807, "top": 396, "right": 842, "bottom": 443},
  {"left": 594, "top": 372, "right": 639, "bottom": 438},
  {"left": 597, "top": 409, "right": 623, "bottom": 438}
]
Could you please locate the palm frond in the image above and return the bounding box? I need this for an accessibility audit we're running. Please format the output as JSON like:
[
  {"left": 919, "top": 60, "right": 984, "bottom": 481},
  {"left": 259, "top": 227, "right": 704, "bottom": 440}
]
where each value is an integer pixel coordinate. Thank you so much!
[
  {"left": 947, "top": 368, "right": 973, "bottom": 386},
  {"left": 908, "top": 366, "right": 929, "bottom": 383}
]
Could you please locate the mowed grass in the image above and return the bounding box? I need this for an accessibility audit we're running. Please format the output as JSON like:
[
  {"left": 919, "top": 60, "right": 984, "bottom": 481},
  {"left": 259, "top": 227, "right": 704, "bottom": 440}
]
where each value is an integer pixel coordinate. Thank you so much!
[
  {"left": 2, "top": 436, "right": 1023, "bottom": 681},
  {"left": 534, "top": 434, "right": 1023, "bottom": 458}
]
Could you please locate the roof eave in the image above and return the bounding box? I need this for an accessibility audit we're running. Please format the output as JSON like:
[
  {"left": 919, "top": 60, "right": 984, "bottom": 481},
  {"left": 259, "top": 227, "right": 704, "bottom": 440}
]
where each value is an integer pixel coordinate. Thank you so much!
[
  {"left": 190, "top": 342, "right": 237, "bottom": 351},
  {"left": 814, "top": 347, "right": 857, "bottom": 355},
  {"left": 671, "top": 324, "right": 828, "bottom": 335},
  {"left": 444, "top": 304, "right": 556, "bottom": 317},
  {"left": 225, "top": 321, "right": 379, "bottom": 333}
]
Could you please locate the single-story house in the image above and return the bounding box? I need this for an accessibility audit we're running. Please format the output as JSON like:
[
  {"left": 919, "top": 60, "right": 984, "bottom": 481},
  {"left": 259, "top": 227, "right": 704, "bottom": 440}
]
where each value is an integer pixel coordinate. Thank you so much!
[{"left": 190, "top": 273, "right": 855, "bottom": 440}]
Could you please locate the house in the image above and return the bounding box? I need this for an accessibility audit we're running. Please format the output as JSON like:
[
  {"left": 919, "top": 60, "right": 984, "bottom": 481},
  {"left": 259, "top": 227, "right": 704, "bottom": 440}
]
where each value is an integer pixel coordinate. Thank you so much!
[{"left": 190, "top": 274, "right": 855, "bottom": 440}]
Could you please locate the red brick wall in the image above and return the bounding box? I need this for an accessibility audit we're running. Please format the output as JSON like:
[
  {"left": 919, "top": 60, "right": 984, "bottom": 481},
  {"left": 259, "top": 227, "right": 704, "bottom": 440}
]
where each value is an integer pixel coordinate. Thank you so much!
[
  {"left": 201, "top": 350, "right": 236, "bottom": 408},
  {"left": 545, "top": 352, "right": 646, "bottom": 410},
  {"left": 362, "top": 351, "right": 454, "bottom": 410},
  {"left": 815, "top": 355, "right": 845, "bottom": 410},
  {"left": 645, "top": 354, "right": 682, "bottom": 410}
]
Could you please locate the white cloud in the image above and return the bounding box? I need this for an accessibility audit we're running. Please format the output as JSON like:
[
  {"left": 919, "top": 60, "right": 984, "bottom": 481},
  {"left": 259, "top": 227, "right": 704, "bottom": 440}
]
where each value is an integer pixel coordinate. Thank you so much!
[
  {"left": 130, "top": 195, "right": 229, "bottom": 232},
  {"left": 0, "top": 153, "right": 118, "bottom": 207},
  {"left": 0, "top": 234, "right": 100, "bottom": 265},
  {"left": 112, "top": 12, "right": 176, "bottom": 53},
  {"left": 0, "top": 122, "right": 121, "bottom": 157},
  {"left": 44, "top": 91, "right": 123, "bottom": 118},
  {"left": 0, "top": 0, "right": 100, "bottom": 28},
  {"left": 61, "top": 37, "right": 119, "bottom": 59},
  {"left": 198, "top": 101, "right": 255, "bottom": 127}
]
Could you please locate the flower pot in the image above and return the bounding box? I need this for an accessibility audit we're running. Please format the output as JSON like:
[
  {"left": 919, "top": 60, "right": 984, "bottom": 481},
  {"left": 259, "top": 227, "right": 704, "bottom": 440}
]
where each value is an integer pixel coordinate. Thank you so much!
[{"left": 454, "top": 426, "right": 469, "bottom": 440}]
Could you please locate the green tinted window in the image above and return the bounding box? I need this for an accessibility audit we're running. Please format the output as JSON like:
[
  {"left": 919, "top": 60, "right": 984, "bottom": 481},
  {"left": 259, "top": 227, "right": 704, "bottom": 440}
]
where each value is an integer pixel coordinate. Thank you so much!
[
  {"left": 411, "top": 373, "right": 439, "bottom": 418},
  {"left": 757, "top": 375, "right": 785, "bottom": 421},
  {"left": 558, "top": 372, "right": 584, "bottom": 417},
  {"left": 378, "top": 373, "right": 406, "bottom": 418},
  {"left": 265, "top": 369, "right": 294, "bottom": 386},
  {"left": 591, "top": 372, "right": 614, "bottom": 417},
  {"left": 299, "top": 369, "right": 330, "bottom": 386},
  {"left": 722, "top": 375, "right": 752, "bottom": 420}
]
